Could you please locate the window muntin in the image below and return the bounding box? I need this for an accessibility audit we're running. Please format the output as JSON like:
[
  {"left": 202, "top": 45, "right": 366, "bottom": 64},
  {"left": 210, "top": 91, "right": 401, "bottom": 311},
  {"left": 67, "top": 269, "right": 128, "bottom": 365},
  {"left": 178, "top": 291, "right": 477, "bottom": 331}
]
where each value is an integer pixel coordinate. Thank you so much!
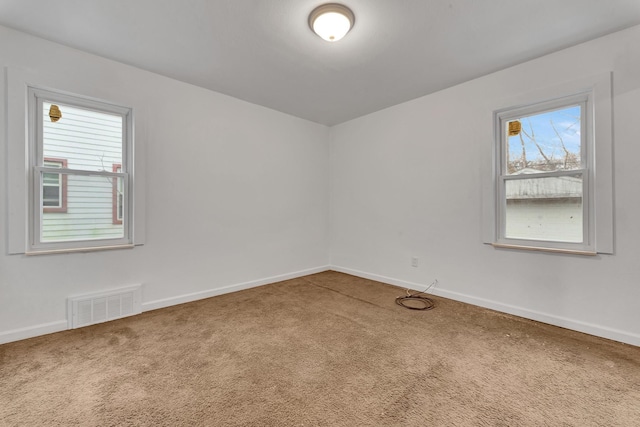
[
  {"left": 29, "top": 88, "right": 132, "bottom": 252},
  {"left": 496, "top": 94, "right": 592, "bottom": 251}
]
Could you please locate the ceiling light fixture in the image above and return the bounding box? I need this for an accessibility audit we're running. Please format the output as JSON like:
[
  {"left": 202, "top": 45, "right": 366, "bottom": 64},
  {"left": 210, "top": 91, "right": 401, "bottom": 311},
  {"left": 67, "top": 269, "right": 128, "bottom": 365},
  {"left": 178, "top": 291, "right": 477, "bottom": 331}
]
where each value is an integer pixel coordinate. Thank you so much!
[{"left": 309, "top": 3, "right": 355, "bottom": 42}]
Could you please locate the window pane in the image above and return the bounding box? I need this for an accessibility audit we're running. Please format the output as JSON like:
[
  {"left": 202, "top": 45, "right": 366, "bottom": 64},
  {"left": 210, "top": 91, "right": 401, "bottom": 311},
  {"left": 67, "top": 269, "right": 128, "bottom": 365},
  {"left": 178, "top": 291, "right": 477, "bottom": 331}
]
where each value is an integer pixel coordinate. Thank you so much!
[
  {"left": 42, "top": 184, "right": 60, "bottom": 207},
  {"left": 41, "top": 173, "right": 124, "bottom": 242},
  {"left": 43, "top": 172, "right": 59, "bottom": 185},
  {"left": 506, "top": 105, "right": 581, "bottom": 175},
  {"left": 42, "top": 102, "right": 122, "bottom": 172},
  {"left": 505, "top": 175, "right": 582, "bottom": 243}
]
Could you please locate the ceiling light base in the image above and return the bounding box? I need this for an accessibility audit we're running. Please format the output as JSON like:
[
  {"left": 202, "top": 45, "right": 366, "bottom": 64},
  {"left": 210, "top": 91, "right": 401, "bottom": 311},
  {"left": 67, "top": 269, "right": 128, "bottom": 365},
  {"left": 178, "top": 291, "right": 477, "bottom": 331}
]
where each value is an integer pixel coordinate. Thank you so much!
[{"left": 309, "top": 3, "right": 355, "bottom": 42}]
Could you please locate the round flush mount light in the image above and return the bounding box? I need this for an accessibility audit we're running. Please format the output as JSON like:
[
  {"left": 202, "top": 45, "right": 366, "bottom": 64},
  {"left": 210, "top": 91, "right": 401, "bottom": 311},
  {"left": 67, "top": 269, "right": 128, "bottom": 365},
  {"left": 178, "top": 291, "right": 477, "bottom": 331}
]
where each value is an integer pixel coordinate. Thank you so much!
[{"left": 309, "top": 3, "right": 355, "bottom": 42}]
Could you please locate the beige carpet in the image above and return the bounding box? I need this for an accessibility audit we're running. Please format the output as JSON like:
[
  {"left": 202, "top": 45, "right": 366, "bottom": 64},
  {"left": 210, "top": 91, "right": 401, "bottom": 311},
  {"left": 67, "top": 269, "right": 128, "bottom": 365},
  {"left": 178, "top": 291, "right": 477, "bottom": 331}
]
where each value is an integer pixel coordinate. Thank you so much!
[{"left": 1, "top": 271, "right": 638, "bottom": 426}]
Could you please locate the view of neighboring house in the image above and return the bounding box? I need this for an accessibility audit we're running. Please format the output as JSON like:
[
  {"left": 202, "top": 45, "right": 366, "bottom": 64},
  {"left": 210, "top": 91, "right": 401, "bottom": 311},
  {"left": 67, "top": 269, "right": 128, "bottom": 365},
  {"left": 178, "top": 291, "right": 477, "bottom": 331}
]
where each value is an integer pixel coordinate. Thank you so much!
[
  {"left": 502, "top": 104, "right": 584, "bottom": 244},
  {"left": 505, "top": 169, "right": 582, "bottom": 242},
  {"left": 41, "top": 102, "right": 124, "bottom": 242}
]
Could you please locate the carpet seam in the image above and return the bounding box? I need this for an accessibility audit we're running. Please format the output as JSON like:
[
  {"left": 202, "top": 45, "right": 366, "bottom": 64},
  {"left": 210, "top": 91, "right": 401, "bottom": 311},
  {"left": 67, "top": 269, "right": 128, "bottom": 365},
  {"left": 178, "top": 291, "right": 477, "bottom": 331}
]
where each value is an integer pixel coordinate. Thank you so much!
[{"left": 299, "top": 275, "right": 408, "bottom": 314}]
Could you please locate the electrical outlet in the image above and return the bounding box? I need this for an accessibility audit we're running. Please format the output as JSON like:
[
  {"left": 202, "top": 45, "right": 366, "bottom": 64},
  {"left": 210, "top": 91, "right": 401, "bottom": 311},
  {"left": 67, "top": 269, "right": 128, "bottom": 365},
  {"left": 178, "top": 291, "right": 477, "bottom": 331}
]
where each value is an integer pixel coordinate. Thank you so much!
[{"left": 411, "top": 257, "right": 419, "bottom": 268}]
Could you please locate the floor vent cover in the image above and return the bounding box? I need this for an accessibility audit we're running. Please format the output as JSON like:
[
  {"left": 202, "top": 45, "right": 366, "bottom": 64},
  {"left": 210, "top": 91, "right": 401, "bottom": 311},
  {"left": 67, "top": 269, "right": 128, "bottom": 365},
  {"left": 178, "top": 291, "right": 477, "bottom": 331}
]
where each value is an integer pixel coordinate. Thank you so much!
[{"left": 67, "top": 285, "right": 142, "bottom": 329}]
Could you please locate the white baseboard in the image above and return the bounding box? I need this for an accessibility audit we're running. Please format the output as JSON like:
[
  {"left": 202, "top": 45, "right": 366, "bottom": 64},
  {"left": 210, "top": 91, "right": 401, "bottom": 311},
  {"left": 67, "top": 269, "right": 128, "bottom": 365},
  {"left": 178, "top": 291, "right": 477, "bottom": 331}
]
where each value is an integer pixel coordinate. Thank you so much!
[
  {"left": 142, "top": 265, "right": 331, "bottom": 312},
  {"left": 0, "top": 320, "right": 68, "bottom": 345},
  {"left": 330, "top": 265, "right": 640, "bottom": 347},
  {"left": 0, "top": 266, "right": 331, "bottom": 345},
  {"left": 6, "top": 266, "right": 636, "bottom": 347}
]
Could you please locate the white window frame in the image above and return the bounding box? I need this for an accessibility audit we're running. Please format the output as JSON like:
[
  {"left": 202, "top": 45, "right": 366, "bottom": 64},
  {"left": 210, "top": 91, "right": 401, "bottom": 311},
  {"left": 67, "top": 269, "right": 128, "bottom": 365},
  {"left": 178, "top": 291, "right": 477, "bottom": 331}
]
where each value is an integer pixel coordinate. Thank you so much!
[
  {"left": 495, "top": 94, "right": 592, "bottom": 253},
  {"left": 27, "top": 87, "right": 134, "bottom": 253},
  {"left": 483, "top": 72, "right": 613, "bottom": 255}
]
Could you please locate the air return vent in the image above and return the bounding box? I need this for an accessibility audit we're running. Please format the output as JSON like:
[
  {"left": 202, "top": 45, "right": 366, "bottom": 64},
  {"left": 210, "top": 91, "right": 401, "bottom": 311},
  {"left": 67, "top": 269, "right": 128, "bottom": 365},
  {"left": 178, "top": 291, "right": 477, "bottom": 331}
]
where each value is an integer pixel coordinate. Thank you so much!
[{"left": 67, "top": 285, "right": 142, "bottom": 329}]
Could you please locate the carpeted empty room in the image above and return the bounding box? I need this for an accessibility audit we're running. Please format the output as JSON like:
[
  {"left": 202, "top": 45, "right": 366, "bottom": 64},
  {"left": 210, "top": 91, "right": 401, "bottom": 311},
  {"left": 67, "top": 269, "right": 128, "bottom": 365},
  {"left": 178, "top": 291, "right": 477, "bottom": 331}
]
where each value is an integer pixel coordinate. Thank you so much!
[
  {"left": 3, "top": 2, "right": 640, "bottom": 427},
  {"left": 1, "top": 271, "right": 638, "bottom": 426}
]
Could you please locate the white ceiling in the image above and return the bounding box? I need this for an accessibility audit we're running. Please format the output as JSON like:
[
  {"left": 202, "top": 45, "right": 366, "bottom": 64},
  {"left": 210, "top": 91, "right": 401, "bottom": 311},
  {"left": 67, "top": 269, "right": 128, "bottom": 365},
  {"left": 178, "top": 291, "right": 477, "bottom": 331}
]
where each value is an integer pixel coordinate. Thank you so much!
[{"left": 1, "top": 0, "right": 639, "bottom": 126}]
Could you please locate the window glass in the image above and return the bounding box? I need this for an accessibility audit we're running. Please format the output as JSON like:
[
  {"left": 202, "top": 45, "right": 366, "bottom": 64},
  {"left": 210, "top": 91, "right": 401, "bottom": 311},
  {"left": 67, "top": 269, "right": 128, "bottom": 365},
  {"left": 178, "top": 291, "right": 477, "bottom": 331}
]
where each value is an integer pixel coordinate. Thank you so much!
[
  {"left": 42, "top": 160, "right": 62, "bottom": 207},
  {"left": 42, "top": 102, "right": 122, "bottom": 172},
  {"left": 41, "top": 173, "right": 124, "bottom": 242},
  {"left": 505, "top": 105, "right": 581, "bottom": 175},
  {"left": 504, "top": 175, "right": 583, "bottom": 242}
]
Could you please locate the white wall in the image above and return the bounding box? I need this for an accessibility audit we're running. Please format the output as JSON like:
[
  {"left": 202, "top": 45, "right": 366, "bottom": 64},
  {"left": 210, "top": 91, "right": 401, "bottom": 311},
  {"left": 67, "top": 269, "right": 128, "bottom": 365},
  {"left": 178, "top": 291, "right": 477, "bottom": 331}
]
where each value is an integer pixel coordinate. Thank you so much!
[
  {"left": 330, "top": 25, "right": 640, "bottom": 346},
  {"left": 0, "top": 25, "right": 330, "bottom": 342},
  {"left": 3, "top": 23, "right": 640, "bottom": 347}
]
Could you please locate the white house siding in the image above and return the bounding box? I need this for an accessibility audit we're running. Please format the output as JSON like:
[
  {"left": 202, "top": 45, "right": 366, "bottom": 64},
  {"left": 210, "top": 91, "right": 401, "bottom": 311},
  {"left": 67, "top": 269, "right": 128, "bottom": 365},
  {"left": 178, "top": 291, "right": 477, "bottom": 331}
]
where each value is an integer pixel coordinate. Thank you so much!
[
  {"left": 42, "top": 175, "right": 123, "bottom": 241},
  {"left": 505, "top": 198, "right": 582, "bottom": 242},
  {"left": 42, "top": 102, "right": 123, "bottom": 242},
  {"left": 504, "top": 175, "right": 583, "bottom": 242},
  {"left": 505, "top": 174, "right": 582, "bottom": 199}
]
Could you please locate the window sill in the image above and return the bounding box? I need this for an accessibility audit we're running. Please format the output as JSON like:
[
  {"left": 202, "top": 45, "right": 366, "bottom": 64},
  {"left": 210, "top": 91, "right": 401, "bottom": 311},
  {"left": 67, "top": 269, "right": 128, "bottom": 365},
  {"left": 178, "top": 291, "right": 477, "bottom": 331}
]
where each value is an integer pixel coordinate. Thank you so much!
[
  {"left": 491, "top": 243, "right": 596, "bottom": 256},
  {"left": 26, "top": 244, "right": 135, "bottom": 256}
]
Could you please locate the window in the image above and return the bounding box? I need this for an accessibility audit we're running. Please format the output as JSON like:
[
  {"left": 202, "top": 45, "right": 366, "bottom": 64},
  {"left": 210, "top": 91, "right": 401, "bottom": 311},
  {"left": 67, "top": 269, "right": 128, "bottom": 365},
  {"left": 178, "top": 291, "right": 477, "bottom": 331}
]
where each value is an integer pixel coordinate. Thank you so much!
[
  {"left": 489, "top": 76, "right": 613, "bottom": 255},
  {"left": 42, "top": 158, "right": 67, "bottom": 213},
  {"left": 497, "top": 96, "right": 588, "bottom": 251},
  {"left": 28, "top": 87, "right": 133, "bottom": 253}
]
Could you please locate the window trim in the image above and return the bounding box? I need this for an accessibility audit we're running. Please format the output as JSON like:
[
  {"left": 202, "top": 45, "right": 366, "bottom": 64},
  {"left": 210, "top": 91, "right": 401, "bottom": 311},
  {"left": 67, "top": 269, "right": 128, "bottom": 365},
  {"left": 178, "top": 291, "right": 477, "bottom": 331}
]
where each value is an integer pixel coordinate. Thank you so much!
[
  {"left": 42, "top": 157, "right": 68, "bottom": 213},
  {"left": 6, "top": 67, "right": 145, "bottom": 255},
  {"left": 482, "top": 72, "right": 613, "bottom": 255},
  {"left": 27, "top": 86, "right": 134, "bottom": 253}
]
